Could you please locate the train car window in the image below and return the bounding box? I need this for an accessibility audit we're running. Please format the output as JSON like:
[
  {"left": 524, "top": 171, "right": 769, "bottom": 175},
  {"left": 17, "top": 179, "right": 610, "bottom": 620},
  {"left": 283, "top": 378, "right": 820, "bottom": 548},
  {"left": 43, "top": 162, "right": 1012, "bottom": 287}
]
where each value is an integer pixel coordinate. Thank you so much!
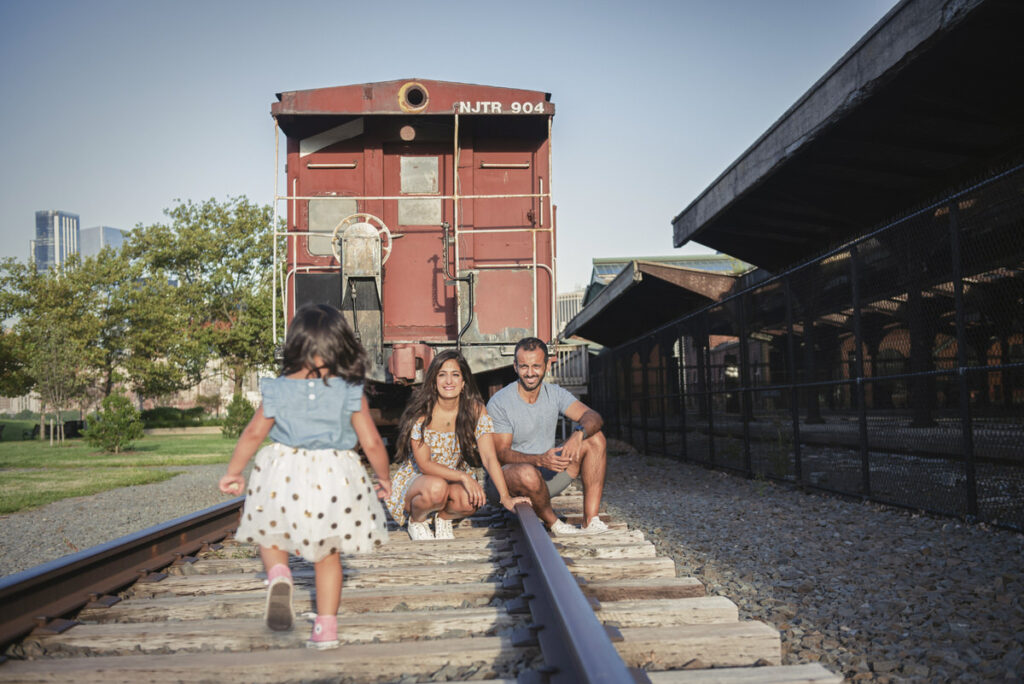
[
  {"left": 398, "top": 156, "right": 442, "bottom": 225},
  {"left": 308, "top": 198, "right": 357, "bottom": 256}
]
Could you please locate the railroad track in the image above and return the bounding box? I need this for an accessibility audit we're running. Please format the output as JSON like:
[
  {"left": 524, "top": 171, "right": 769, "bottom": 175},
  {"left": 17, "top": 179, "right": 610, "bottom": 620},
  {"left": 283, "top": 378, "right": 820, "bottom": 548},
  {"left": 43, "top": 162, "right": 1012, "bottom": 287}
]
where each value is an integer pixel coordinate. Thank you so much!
[{"left": 0, "top": 487, "right": 840, "bottom": 683}]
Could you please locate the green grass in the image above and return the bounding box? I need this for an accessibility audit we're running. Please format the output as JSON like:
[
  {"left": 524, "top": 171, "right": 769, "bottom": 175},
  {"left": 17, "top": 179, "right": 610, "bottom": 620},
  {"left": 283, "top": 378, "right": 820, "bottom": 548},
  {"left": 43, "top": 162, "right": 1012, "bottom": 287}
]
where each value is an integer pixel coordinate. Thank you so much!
[
  {"left": 0, "top": 467, "right": 182, "bottom": 514},
  {"left": 0, "top": 434, "right": 233, "bottom": 468},
  {"left": 0, "top": 434, "right": 236, "bottom": 513}
]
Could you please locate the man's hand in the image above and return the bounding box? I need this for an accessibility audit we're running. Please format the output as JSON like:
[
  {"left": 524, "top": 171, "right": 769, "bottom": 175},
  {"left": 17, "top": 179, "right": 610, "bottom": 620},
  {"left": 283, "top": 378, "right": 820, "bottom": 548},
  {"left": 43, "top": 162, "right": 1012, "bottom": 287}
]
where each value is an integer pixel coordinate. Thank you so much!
[
  {"left": 538, "top": 446, "right": 572, "bottom": 472},
  {"left": 559, "top": 429, "right": 586, "bottom": 465}
]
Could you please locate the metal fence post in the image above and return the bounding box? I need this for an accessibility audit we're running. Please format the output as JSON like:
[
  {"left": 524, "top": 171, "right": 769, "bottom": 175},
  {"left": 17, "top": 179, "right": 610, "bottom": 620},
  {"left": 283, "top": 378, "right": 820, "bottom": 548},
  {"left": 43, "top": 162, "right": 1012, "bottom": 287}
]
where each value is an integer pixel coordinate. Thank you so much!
[
  {"left": 640, "top": 341, "right": 650, "bottom": 455},
  {"left": 949, "top": 202, "right": 978, "bottom": 519},
  {"left": 678, "top": 329, "right": 689, "bottom": 462},
  {"left": 738, "top": 292, "right": 753, "bottom": 477},
  {"left": 659, "top": 335, "right": 668, "bottom": 458},
  {"left": 784, "top": 277, "right": 803, "bottom": 482},
  {"left": 702, "top": 314, "right": 716, "bottom": 466},
  {"left": 849, "top": 245, "right": 872, "bottom": 497}
]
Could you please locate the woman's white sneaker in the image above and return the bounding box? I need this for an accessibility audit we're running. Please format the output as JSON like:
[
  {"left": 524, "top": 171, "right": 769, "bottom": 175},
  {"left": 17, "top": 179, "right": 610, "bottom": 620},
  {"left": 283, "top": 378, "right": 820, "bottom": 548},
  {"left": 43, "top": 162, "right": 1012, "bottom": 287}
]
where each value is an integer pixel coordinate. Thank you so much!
[
  {"left": 408, "top": 521, "right": 434, "bottom": 540},
  {"left": 582, "top": 516, "right": 609, "bottom": 534},
  {"left": 549, "top": 519, "right": 581, "bottom": 536},
  {"left": 434, "top": 515, "right": 455, "bottom": 540}
]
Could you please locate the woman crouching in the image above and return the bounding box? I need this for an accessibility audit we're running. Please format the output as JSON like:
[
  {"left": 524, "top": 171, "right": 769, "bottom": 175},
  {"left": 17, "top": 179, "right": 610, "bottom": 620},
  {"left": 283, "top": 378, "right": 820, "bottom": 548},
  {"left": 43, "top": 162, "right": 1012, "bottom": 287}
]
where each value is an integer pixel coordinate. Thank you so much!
[{"left": 384, "top": 350, "right": 529, "bottom": 539}]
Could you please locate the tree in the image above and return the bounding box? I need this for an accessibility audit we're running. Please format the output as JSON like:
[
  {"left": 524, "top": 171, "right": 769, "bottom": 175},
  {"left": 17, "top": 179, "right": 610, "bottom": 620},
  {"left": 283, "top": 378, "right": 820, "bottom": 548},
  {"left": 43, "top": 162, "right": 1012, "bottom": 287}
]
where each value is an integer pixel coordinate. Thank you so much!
[
  {"left": 0, "top": 257, "right": 100, "bottom": 443},
  {"left": 126, "top": 196, "right": 277, "bottom": 395},
  {"left": 222, "top": 393, "right": 254, "bottom": 438},
  {"left": 0, "top": 329, "right": 33, "bottom": 398},
  {"left": 83, "top": 392, "right": 144, "bottom": 453}
]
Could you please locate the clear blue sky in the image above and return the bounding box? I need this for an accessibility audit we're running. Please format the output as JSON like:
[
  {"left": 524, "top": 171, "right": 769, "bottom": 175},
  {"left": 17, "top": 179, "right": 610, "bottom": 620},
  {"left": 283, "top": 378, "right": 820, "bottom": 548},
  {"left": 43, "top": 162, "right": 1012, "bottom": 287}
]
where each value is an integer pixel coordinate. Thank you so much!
[{"left": 0, "top": 0, "right": 896, "bottom": 291}]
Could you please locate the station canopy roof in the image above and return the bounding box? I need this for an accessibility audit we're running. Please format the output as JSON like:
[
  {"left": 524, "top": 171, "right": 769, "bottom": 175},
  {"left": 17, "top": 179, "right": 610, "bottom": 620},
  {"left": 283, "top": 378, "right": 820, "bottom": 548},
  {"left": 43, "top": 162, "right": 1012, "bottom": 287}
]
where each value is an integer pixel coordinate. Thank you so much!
[
  {"left": 562, "top": 260, "right": 744, "bottom": 347},
  {"left": 671, "top": 0, "right": 1024, "bottom": 273}
]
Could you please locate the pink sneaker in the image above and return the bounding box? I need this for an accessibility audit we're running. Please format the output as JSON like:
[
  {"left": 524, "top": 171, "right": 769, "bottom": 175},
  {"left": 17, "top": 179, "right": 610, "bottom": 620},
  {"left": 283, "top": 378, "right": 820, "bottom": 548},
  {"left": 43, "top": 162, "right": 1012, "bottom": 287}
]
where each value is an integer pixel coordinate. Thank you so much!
[
  {"left": 264, "top": 564, "right": 293, "bottom": 631},
  {"left": 307, "top": 615, "right": 339, "bottom": 650}
]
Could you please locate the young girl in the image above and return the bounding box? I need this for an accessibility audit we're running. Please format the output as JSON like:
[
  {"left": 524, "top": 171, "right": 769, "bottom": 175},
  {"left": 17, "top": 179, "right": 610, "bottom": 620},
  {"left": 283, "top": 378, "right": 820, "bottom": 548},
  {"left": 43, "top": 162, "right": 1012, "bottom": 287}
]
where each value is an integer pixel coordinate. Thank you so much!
[
  {"left": 219, "top": 303, "right": 391, "bottom": 649},
  {"left": 384, "top": 350, "right": 529, "bottom": 540}
]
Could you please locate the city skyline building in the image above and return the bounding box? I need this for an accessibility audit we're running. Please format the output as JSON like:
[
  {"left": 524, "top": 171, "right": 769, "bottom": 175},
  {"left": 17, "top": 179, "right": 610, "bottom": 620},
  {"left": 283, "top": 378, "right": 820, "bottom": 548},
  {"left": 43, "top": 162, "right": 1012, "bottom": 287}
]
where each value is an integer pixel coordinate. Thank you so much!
[
  {"left": 79, "top": 225, "right": 126, "bottom": 257},
  {"left": 30, "top": 210, "right": 79, "bottom": 270}
]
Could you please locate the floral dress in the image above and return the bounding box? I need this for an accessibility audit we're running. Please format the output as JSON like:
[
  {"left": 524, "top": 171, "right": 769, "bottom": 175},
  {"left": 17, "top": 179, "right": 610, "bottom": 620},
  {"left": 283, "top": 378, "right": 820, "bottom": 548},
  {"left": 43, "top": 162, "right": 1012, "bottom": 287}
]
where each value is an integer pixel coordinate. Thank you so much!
[{"left": 383, "top": 413, "right": 493, "bottom": 526}]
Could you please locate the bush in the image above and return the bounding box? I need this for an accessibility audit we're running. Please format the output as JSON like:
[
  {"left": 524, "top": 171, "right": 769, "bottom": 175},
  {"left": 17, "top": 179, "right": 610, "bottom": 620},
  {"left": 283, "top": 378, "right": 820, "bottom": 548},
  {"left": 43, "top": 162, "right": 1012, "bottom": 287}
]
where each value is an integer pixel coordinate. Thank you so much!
[
  {"left": 83, "top": 393, "right": 145, "bottom": 453},
  {"left": 221, "top": 394, "right": 254, "bottom": 438},
  {"left": 0, "top": 419, "right": 36, "bottom": 442},
  {"left": 141, "top": 406, "right": 206, "bottom": 428}
]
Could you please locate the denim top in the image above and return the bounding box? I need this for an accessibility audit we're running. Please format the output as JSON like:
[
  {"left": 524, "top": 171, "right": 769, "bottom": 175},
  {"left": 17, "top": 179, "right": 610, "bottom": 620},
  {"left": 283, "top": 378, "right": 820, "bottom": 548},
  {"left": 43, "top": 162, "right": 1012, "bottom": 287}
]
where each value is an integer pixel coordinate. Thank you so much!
[{"left": 260, "top": 375, "right": 363, "bottom": 450}]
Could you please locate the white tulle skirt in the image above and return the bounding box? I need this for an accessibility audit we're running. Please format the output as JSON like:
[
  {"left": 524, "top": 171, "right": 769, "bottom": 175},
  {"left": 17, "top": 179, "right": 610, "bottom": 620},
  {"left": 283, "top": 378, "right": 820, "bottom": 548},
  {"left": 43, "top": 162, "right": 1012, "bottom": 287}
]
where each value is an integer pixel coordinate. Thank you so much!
[{"left": 234, "top": 443, "right": 389, "bottom": 562}]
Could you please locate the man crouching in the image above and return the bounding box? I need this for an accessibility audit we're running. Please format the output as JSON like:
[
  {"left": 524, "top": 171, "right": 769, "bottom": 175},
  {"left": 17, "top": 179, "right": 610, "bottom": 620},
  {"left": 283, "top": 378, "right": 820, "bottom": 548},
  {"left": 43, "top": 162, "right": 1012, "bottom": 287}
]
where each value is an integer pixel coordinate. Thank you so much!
[{"left": 484, "top": 337, "right": 608, "bottom": 534}]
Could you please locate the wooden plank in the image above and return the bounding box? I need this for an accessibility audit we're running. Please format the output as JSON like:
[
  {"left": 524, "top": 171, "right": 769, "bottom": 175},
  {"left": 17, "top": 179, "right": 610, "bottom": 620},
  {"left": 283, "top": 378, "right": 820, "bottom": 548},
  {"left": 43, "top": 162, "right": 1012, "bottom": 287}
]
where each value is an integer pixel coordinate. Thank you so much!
[
  {"left": 177, "top": 539, "right": 655, "bottom": 575},
  {"left": 582, "top": 577, "right": 706, "bottom": 601},
  {"left": 563, "top": 556, "right": 676, "bottom": 581},
  {"left": 385, "top": 527, "right": 647, "bottom": 548},
  {"left": 21, "top": 608, "right": 523, "bottom": 656},
  {"left": 646, "top": 664, "right": 842, "bottom": 683},
  {"left": 558, "top": 541, "right": 657, "bottom": 559},
  {"left": 0, "top": 635, "right": 533, "bottom": 683},
  {"left": 235, "top": 527, "right": 646, "bottom": 552},
  {"left": 597, "top": 597, "right": 739, "bottom": 627},
  {"left": 127, "top": 561, "right": 502, "bottom": 597},
  {"left": 80, "top": 581, "right": 510, "bottom": 623},
  {"left": 177, "top": 548, "right": 507, "bottom": 574},
  {"left": 616, "top": 623, "right": 782, "bottom": 669}
]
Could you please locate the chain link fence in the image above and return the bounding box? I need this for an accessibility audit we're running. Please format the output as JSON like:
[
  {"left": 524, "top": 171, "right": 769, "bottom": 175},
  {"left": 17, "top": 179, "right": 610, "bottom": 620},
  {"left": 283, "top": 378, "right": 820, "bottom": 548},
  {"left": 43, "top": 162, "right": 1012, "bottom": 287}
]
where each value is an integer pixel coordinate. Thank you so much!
[{"left": 590, "top": 163, "right": 1024, "bottom": 531}]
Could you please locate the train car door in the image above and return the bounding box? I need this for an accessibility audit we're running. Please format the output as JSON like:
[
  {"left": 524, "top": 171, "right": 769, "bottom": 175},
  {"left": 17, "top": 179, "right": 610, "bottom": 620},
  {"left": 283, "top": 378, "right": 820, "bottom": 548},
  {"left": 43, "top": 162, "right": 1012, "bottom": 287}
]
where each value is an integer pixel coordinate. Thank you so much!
[
  {"left": 381, "top": 145, "right": 454, "bottom": 342},
  {"left": 464, "top": 142, "right": 548, "bottom": 343}
]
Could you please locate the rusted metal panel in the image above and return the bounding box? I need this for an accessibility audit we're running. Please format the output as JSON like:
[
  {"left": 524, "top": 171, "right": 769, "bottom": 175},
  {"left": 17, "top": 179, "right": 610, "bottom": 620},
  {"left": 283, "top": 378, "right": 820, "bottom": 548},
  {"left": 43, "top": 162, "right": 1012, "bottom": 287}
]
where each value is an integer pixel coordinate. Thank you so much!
[{"left": 471, "top": 269, "right": 534, "bottom": 340}]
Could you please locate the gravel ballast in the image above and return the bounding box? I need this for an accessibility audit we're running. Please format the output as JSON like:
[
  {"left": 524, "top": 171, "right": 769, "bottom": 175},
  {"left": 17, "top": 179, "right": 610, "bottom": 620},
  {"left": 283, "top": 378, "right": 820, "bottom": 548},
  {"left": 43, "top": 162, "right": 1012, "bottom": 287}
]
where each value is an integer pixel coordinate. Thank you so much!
[
  {"left": 1, "top": 443, "right": 1022, "bottom": 682},
  {"left": 601, "top": 440, "right": 1024, "bottom": 683}
]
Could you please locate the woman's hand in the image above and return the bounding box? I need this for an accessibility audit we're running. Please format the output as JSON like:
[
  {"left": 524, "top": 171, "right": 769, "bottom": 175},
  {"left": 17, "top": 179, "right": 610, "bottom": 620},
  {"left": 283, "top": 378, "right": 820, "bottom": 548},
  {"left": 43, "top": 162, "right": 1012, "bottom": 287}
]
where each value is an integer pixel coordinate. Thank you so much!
[
  {"left": 461, "top": 474, "right": 485, "bottom": 508},
  {"left": 499, "top": 495, "right": 532, "bottom": 512},
  {"left": 374, "top": 477, "right": 392, "bottom": 501},
  {"left": 219, "top": 474, "right": 245, "bottom": 496}
]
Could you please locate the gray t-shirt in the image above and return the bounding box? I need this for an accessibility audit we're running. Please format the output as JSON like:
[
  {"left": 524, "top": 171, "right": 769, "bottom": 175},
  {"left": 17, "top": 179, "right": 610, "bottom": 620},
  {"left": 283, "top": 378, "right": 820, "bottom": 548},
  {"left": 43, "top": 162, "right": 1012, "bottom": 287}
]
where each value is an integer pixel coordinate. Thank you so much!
[{"left": 486, "top": 381, "right": 577, "bottom": 455}]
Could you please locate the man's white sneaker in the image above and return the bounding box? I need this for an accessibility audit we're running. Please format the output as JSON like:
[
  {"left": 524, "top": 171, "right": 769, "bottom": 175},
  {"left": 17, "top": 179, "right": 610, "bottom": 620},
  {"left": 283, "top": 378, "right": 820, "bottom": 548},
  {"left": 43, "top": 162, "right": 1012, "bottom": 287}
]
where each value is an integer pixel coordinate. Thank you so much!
[
  {"left": 408, "top": 521, "right": 434, "bottom": 541},
  {"left": 582, "top": 516, "right": 609, "bottom": 534},
  {"left": 549, "top": 519, "right": 581, "bottom": 536},
  {"left": 434, "top": 515, "right": 455, "bottom": 540}
]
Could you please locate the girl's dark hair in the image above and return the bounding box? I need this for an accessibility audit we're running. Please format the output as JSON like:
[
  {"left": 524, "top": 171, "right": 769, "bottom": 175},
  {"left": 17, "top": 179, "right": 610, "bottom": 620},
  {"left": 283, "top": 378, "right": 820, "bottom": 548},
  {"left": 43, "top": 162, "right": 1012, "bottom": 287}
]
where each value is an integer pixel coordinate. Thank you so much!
[
  {"left": 282, "top": 304, "right": 367, "bottom": 384},
  {"left": 395, "top": 350, "right": 484, "bottom": 467}
]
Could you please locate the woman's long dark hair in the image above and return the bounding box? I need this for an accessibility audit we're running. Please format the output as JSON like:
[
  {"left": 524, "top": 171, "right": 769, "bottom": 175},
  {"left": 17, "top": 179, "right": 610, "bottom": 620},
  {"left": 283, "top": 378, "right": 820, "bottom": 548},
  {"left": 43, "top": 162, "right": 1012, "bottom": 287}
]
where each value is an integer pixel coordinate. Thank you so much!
[
  {"left": 395, "top": 350, "right": 484, "bottom": 467},
  {"left": 282, "top": 304, "right": 367, "bottom": 384}
]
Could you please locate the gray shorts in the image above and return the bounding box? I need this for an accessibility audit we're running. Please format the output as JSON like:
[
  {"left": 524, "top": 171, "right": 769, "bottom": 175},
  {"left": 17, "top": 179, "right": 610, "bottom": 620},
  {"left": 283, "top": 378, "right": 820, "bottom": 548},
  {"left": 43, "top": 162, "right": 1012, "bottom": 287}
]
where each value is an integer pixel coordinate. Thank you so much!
[{"left": 484, "top": 467, "right": 573, "bottom": 504}]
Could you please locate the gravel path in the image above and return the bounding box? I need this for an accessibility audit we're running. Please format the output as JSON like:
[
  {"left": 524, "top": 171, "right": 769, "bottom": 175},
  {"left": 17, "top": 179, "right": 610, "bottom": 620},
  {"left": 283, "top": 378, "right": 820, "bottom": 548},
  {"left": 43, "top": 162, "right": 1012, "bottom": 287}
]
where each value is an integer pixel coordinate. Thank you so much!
[{"left": 2, "top": 445, "right": 1022, "bottom": 683}]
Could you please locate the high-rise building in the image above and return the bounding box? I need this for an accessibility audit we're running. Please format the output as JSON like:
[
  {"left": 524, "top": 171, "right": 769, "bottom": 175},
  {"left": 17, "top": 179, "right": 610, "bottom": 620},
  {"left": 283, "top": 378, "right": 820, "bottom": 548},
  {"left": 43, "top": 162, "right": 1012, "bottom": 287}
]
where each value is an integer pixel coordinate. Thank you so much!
[
  {"left": 31, "top": 210, "right": 80, "bottom": 270},
  {"left": 79, "top": 226, "right": 126, "bottom": 257}
]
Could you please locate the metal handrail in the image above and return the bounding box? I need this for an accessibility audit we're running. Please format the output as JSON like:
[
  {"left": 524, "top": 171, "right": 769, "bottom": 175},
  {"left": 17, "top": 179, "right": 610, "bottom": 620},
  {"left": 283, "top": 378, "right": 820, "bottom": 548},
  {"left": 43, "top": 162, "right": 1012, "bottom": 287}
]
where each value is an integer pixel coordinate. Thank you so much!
[
  {"left": 512, "top": 503, "right": 648, "bottom": 683},
  {"left": 0, "top": 497, "right": 242, "bottom": 651}
]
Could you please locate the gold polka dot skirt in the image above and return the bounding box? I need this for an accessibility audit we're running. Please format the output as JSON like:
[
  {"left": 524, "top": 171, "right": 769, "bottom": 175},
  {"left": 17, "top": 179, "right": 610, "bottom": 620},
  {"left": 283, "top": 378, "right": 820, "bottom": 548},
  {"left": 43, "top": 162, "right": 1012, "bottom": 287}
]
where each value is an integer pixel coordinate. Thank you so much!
[{"left": 235, "top": 443, "right": 388, "bottom": 561}]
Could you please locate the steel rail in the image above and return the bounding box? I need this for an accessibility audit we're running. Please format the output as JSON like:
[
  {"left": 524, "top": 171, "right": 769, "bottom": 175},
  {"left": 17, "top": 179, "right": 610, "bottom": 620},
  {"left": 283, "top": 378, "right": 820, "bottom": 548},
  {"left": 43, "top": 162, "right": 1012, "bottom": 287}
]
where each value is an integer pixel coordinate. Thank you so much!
[
  {"left": 0, "top": 497, "right": 243, "bottom": 651},
  {"left": 511, "top": 503, "right": 649, "bottom": 684}
]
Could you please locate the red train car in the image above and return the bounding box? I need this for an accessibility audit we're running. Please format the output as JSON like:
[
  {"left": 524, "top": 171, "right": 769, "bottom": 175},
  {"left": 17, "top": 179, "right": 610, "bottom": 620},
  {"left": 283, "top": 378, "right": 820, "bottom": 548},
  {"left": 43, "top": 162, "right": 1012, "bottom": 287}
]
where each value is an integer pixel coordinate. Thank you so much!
[{"left": 271, "top": 79, "right": 557, "bottom": 420}]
